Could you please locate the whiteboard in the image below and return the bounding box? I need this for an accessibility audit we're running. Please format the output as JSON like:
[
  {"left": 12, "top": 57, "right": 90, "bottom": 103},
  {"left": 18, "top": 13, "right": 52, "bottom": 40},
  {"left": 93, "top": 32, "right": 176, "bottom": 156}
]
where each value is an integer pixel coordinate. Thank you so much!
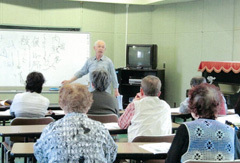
[{"left": 0, "top": 29, "right": 90, "bottom": 86}]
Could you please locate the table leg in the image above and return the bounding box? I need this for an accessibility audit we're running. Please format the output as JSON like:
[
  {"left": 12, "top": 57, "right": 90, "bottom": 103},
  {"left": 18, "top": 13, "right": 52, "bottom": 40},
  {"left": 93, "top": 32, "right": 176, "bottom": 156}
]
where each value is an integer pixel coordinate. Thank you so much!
[{"left": 1, "top": 136, "right": 5, "bottom": 163}]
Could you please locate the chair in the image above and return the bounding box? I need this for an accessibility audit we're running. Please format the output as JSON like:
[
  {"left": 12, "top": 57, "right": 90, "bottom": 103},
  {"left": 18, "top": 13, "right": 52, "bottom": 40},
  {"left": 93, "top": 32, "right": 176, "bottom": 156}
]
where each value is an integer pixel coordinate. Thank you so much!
[
  {"left": 132, "top": 134, "right": 175, "bottom": 163},
  {"left": 10, "top": 117, "right": 54, "bottom": 125},
  {"left": 132, "top": 134, "right": 175, "bottom": 143},
  {"left": 2, "top": 117, "right": 54, "bottom": 162},
  {"left": 10, "top": 117, "right": 55, "bottom": 142},
  {"left": 184, "top": 160, "right": 240, "bottom": 163},
  {"left": 87, "top": 114, "right": 118, "bottom": 123}
]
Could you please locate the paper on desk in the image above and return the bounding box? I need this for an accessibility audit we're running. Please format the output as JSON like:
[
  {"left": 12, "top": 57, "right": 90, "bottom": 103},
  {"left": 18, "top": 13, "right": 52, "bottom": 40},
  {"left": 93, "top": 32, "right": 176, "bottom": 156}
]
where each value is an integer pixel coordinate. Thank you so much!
[
  {"left": 170, "top": 107, "right": 180, "bottom": 113},
  {"left": 228, "top": 109, "right": 235, "bottom": 114},
  {"left": 139, "top": 143, "right": 171, "bottom": 154},
  {"left": 52, "top": 110, "right": 65, "bottom": 115},
  {"left": 0, "top": 100, "right": 11, "bottom": 106},
  {"left": 0, "top": 110, "right": 11, "bottom": 115},
  {"left": 217, "top": 114, "right": 240, "bottom": 125},
  {"left": 104, "top": 123, "right": 120, "bottom": 130},
  {"left": 117, "top": 95, "right": 123, "bottom": 110}
]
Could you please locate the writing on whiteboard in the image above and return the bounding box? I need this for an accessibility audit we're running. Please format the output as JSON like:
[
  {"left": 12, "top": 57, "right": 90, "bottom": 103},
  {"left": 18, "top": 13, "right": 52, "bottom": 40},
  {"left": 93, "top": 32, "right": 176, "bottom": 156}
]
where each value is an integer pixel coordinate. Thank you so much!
[{"left": 0, "top": 29, "right": 90, "bottom": 86}]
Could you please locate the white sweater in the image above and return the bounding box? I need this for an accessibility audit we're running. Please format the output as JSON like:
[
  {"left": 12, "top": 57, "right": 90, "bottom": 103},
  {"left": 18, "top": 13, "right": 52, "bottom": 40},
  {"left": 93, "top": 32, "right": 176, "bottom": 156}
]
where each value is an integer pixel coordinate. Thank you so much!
[
  {"left": 128, "top": 96, "right": 172, "bottom": 142},
  {"left": 10, "top": 92, "right": 50, "bottom": 118}
]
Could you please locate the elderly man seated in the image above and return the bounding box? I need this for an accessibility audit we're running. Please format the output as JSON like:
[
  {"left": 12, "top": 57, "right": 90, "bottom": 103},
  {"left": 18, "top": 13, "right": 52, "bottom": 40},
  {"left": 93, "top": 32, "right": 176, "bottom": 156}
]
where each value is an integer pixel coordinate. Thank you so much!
[{"left": 118, "top": 75, "right": 172, "bottom": 142}]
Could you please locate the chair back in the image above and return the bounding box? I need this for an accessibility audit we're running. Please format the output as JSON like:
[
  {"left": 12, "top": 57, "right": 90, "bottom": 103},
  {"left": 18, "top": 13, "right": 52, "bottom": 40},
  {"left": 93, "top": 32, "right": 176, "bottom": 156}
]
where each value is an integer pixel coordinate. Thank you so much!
[
  {"left": 10, "top": 117, "right": 54, "bottom": 142},
  {"left": 132, "top": 134, "right": 175, "bottom": 143},
  {"left": 87, "top": 114, "right": 118, "bottom": 123},
  {"left": 11, "top": 117, "right": 54, "bottom": 126}
]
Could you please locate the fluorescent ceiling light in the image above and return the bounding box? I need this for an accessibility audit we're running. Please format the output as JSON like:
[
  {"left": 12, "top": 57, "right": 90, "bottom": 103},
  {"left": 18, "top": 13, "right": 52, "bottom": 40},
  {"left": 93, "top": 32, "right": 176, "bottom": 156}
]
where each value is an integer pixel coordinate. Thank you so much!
[{"left": 69, "top": 0, "right": 164, "bottom": 5}]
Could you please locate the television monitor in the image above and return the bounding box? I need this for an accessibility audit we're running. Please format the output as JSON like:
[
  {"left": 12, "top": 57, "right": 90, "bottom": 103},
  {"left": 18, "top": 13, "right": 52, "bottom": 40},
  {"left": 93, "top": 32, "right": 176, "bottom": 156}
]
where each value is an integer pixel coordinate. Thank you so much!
[{"left": 126, "top": 44, "right": 157, "bottom": 69}]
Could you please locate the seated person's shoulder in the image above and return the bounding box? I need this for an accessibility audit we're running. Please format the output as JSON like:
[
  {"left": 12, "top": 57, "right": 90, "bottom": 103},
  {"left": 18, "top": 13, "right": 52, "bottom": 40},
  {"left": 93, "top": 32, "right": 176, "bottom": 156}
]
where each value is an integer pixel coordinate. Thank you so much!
[
  {"left": 159, "top": 99, "right": 171, "bottom": 108},
  {"left": 179, "top": 97, "right": 190, "bottom": 114}
]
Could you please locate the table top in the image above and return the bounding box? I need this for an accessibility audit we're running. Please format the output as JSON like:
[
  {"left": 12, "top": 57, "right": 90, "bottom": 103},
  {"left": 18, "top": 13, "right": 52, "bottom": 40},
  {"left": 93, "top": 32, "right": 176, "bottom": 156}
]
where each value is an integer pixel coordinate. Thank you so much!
[
  {"left": 0, "top": 106, "right": 10, "bottom": 111},
  {"left": 0, "top": 122, "right": 128, "bottom": 137},
  {"left": 0, "top": 109, "right": 64, "bottom": 121},
  {"left": 11, "top": 142, "right": 35, "bottom": 157},
  {"left": 11, "top": 142, "right": 169, "bottom": 159},
  {"left": 0, "top": 122, "right": 178, "bottom": 138},
  {"left": 0, "top": 125, "right": 46, "bottom": 137},
  {"left": 172, "top": 122, "right": 180, "bottom": 128},
  {"left": 11, "top": 142, "right": 157, "bottom": 155},
  {"left": 0, "top": 104, "right": 61, "bottom": 111}
]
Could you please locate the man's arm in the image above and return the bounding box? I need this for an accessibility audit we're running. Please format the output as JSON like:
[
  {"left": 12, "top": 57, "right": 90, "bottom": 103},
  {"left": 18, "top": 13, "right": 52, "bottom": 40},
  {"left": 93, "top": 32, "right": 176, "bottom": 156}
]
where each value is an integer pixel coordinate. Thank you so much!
[
  {"left": 118, "top": 102, "right": 135, "bottom": 129},
  {"left": 61, "top": 76, "right": 78, "bottom": 85},
  {"left": 114, "top": 88, "right": 120, "bottom": 97},
  {"left": 61, "top": 59, "right": 90, "bottom": 85},
  {"left": 108, "top": 60, "right": 119, "bottom": 97}
]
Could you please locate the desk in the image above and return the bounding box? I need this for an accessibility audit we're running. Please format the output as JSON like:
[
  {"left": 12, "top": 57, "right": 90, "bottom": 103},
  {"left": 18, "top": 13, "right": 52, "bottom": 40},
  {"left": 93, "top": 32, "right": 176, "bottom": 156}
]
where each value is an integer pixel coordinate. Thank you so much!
[
  {"left": 10, "top": 142, "right": 169, "bottom": 161},
  {"left": 0, "top": 104, "right": 61, "bottom": 111},
  {"left": 0, "top": 125, "right": 46, "bottom": 138},
  {"left": 0, "top": 110, "right": 14, "bottom": 125},
  {"left": 103, "top": 123, "right": 128, "bottom": 134},
  {"left": 0, "top": 123, "right": 178, "bottom": 141},
  {"left": 0, "top": 123, "right": 127, "bottom": 162},
  {"left": 228, "top": 109, "right": 235, "bottom": 115},
  {"left": 172, "top": 122, "right": 180, "bottom": 132},
  {"left": 171, "top": 108, "right": 193, "bottom": 122},
  {"left": 117, "top": 142, "right": 168, "bottom": 160},
  {"left": 0, "top": 125, "right": 46, "bottom": 163},
  {"left": 46, "top": 110, "right": 65, "bottom": 120},
  {"left": 0, "top": 123, "right": 127, "bottom": 138},
  {"left": 0, "top": 106, "right": 9, "bottom": 111},
  {"left": 0, "top": 109, "right": 64, "bottom": 126}
]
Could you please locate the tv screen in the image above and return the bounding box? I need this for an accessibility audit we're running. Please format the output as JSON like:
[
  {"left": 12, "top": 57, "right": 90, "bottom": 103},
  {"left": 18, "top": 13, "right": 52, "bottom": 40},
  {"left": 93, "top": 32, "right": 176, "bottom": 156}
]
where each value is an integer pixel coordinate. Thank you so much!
[
  {"left": 126, "top": 44, "right": 157, "bottom": 69},
  {"left": 128, "top": 46, "right": 151, "bottom": 67}
]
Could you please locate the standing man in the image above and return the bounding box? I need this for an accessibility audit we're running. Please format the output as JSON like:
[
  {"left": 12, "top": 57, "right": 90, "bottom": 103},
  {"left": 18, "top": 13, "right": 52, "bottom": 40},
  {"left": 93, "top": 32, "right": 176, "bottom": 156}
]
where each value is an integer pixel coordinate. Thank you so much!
[{"left": 62, "top": 40, "right": 119, "bottom": 97}]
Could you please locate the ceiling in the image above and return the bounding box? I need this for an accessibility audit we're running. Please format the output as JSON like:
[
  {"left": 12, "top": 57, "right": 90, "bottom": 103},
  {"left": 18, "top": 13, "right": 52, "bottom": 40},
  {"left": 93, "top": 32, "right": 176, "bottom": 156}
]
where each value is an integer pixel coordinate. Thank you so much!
[{"left": 69, "top": 0, "right": 197, "bottom": 5}]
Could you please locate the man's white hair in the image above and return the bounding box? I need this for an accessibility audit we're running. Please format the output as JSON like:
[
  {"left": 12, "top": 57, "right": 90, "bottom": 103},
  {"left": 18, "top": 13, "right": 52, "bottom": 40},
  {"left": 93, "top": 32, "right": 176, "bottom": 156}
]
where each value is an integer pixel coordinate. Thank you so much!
[{"left": 94, "top": 40, "right": 106, "bottom": 48}]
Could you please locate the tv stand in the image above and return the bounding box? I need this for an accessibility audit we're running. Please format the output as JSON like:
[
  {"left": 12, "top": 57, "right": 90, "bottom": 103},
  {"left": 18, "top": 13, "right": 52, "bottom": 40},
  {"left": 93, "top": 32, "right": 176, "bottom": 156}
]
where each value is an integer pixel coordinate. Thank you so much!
[
  {"left": 127, "top": 67, "right": 154, "bottom": 70},
  {"left": 116, "top": 68, "right": 165, "bottom": 109}
]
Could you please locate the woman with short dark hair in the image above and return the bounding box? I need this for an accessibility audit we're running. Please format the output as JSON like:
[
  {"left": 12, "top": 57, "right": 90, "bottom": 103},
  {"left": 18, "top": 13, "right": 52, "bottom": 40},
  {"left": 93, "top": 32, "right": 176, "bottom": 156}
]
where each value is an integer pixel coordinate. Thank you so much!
[
  {"left": 25, "top": 71, "right": 45, "bottom": 93},
  {"left": 10, "top": 71, "right": 49, "bottom": 117},
  {"left": 166, "top": 83, "right": 240, "bottom": 162}
]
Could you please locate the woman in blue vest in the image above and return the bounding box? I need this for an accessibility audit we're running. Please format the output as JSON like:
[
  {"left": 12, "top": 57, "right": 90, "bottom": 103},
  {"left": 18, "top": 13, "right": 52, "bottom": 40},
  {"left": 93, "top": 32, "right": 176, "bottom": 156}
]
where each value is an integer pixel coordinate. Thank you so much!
[{"left": 166, "top": 83, "right": 240, "bottom": 163}]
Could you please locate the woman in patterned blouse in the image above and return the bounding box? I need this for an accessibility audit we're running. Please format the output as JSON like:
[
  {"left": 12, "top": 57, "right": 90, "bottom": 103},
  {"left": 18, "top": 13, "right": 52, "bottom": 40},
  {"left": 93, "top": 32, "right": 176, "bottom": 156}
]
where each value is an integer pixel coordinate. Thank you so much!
[{"left": 34, "top": 83, "right": 117, "bottom": 163}]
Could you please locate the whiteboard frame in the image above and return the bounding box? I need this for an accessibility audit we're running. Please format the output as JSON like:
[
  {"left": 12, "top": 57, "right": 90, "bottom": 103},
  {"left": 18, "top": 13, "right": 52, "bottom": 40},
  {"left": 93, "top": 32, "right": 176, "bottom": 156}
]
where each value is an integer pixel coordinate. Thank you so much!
[{"left": 0, "top": 28, "right": 91, "bottom": 87}]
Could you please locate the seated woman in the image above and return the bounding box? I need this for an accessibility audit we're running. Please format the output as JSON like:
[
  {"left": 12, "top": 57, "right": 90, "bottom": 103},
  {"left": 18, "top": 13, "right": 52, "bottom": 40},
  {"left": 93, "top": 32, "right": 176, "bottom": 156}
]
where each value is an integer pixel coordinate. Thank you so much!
[
  {"left": 180, "top": 76, "right": 227, "bottom": 115},
  {"left": 34, "top": 83, "right": 117, "bottom": 162},
  {"left": 88, "top": 69, "right": 119, "bottom": 116},
  {"left": 166, "top": 83, "right": 240, "bottom": 163},
  {"left": 10, "top": 71, "right": 49, "bottom": 117}
]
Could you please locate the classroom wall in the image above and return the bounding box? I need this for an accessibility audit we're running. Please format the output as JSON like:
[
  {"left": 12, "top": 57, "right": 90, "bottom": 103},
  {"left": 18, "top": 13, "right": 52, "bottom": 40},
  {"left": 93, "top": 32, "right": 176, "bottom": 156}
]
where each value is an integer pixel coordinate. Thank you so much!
[
  {"left": 0, "top": 0, "right": 117, "bottom": 103},
  {"left": 0, "top": 0, "right": 239, "bottom": 107},
  {"left": 152, "top": 0, "right": 240, "bottom": 106}
]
